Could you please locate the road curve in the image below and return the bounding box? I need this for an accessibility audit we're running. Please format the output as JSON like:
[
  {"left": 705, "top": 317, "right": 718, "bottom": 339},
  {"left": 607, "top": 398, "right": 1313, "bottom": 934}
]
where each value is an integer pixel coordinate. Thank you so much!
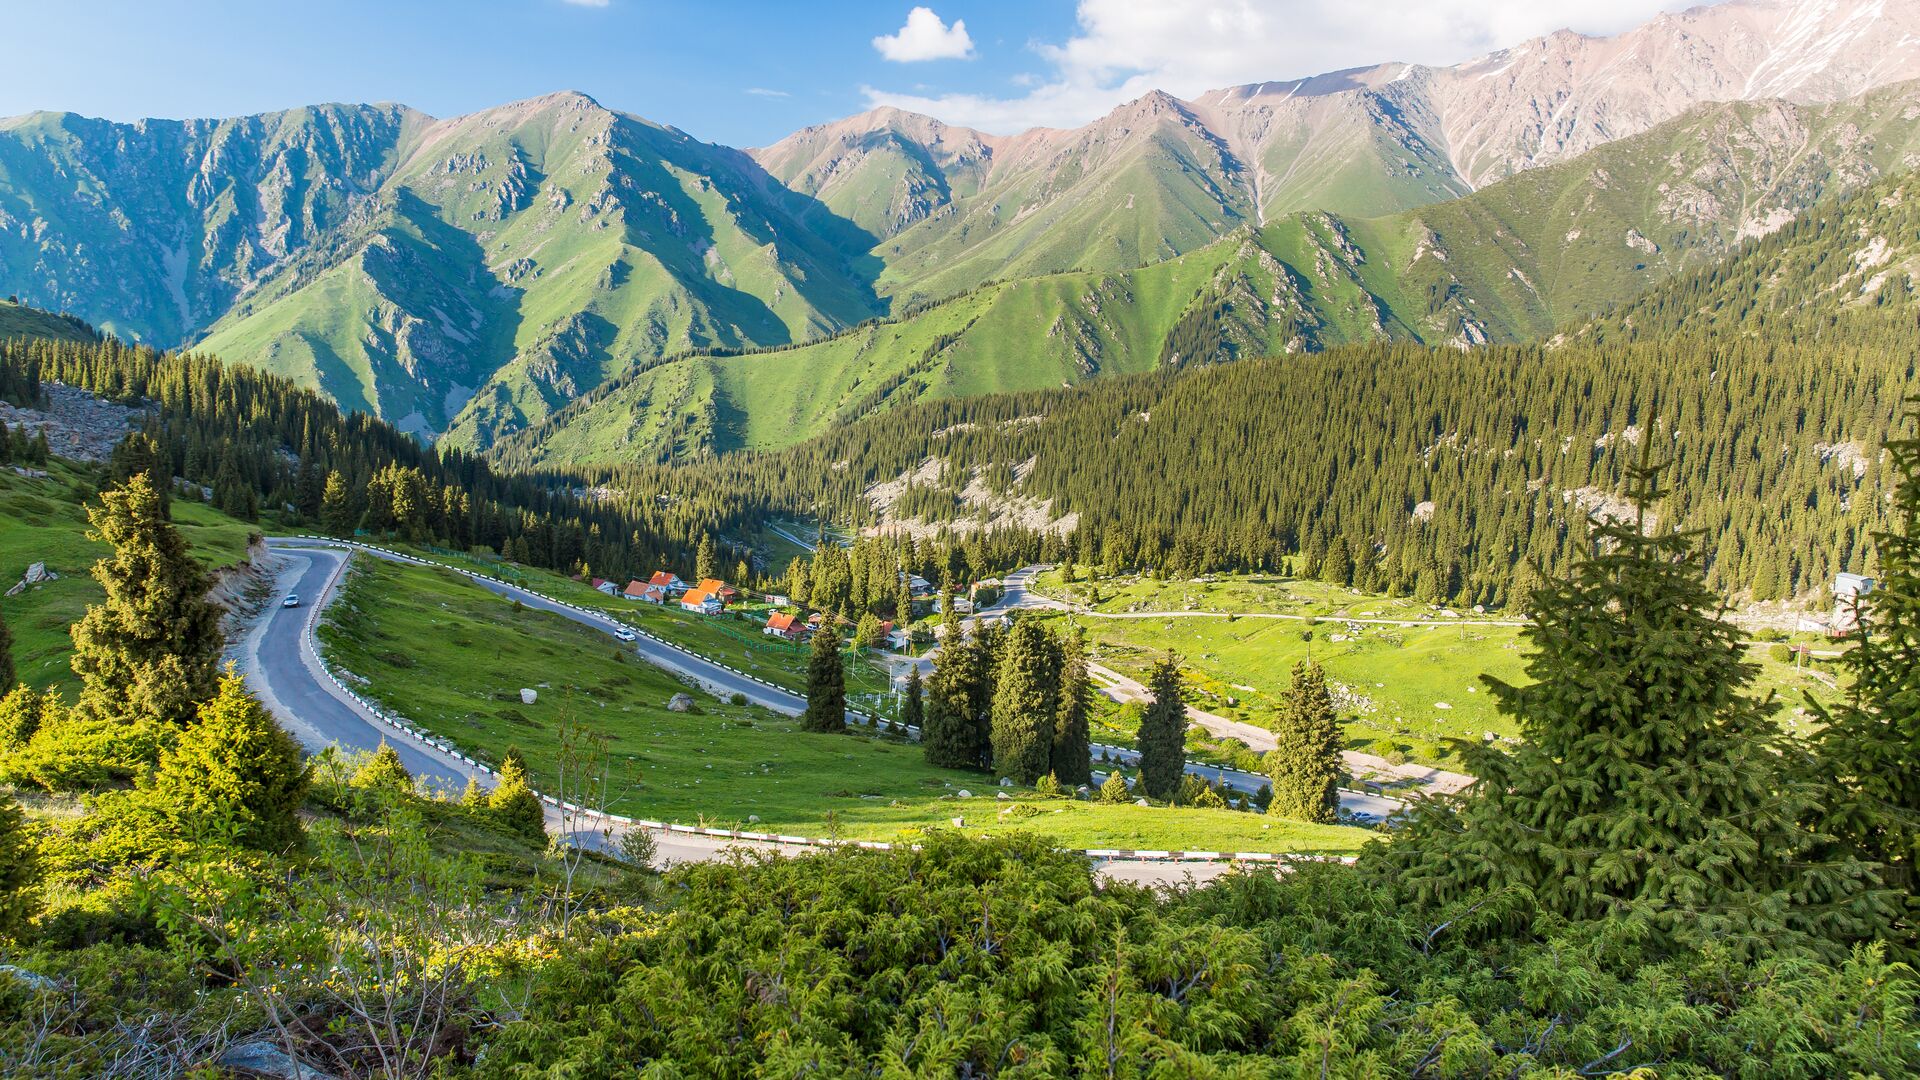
[{"left": 242, "top": 540, "right": 1269, "bottom": 883}]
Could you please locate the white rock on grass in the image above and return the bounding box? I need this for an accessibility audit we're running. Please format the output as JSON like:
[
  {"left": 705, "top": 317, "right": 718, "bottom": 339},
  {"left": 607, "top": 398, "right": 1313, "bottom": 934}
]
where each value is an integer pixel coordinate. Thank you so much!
[
  {"left": 955, "top": 789, "right": 972, "bottom": 799},
  {"left": 667, "top": 693, "right": 694, "bottom": 712},
  {"left": 520, "top": 688, "right": 538, "bottom": 705}
]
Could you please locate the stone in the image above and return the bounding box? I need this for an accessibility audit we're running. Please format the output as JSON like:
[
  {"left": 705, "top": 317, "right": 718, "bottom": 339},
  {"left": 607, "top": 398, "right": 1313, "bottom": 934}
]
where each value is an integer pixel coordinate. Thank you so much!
[
  {"left": 998, "top": 777, "right": 1013, "bottom": 787},
  {"left": 950, "top": 816, "right": 965, "bottom": 828},
  {"left": 996, "top": 791, "right": 1010, "bottom": 801},
  {"left": 747, "top": 814, "right": 761, "bottom": 823},
  {"left": 667, "top": 692, "right": 694, "bottom": 712},
  {"left": 1134, "top": 798, "right": 1151, "bottom": 807},
  {"left": 519, "top": 688, "right": 538, "bottom": 705},
  {"left": 955, "top": 789, "right": 972, "bottom": 799},
  {"left": 215, "top": 1040, "right": 339, "bottom": 1080},
  {"left": 0, "top": 964, "right": 58, "bottom": 992}
]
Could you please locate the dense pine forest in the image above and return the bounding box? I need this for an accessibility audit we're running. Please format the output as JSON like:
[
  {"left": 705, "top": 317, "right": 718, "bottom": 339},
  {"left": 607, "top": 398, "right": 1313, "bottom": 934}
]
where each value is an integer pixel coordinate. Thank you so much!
[
  {"left": 553, "top": 311, "right": 1916, "bottom": 607},
  {"left": 0, "top": 336, "right": 763, "bottom": 584}
]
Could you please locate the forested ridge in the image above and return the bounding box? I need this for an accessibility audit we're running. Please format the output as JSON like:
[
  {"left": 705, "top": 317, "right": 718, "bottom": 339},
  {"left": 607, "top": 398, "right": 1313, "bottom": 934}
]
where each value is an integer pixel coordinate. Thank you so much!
[
  {"left": 0, "top": 336, "right": 762, "bottom": 583},
  {"left": 558, "top": 311, "right": 1917, "bottom": 607}
]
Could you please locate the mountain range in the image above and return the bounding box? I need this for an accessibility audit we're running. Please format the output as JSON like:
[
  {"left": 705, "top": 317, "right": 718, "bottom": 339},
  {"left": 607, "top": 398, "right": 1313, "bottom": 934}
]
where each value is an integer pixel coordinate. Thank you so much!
[{"left": 2, "top": 0, "right": 1918, "bottom": 452}]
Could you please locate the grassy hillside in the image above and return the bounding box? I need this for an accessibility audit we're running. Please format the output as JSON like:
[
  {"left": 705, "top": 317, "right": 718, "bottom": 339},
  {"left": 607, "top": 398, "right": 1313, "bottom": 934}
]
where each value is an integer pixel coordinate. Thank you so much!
[
  {"left": 0, "top": 299, "right": 96, "bottom": 343},
  {"left": 0, "top": 458, "right": 257, "bottom": 691},
  {"left": 507, "top": 85, "right": 1920, "bottom": 467},
  {"left": 317, "top": 555, "right": 1370, "bottom": 852}
]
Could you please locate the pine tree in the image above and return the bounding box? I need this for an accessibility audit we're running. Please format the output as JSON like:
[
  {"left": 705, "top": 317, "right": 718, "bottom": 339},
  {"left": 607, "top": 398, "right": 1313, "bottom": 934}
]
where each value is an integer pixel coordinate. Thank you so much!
[
  {"left": 351, "top": 742, "right": 414, "bottom": 793},
  {"left": 0, "top": 791, "right": 40, "bottom": 939},
  {"left": 0, "top": 601, "right": 12, "bottom": 691},
  {"left": 924, "top": 623, "right": 988, "bottom": 769},
  {"left": 1099, "top": 770, "right": 1131, "bottom": 803},
  {"left": 491, "top": 749, "right": 547, "bottom": 842},
  {"left": 802, "top": 624, "right": 847, "bottom": 732},
  {"left": 903, "top": 665, "right": 924, "bottom": 733},
  {"left": 0, "top": 685, "right": 55, "bottom": 749},
  {"left": 990, "top": 621, "right": 1060, "bottom": 785},
  {"left": 105, "top": 431, "right": 170, "bottom": 515},
  {"left": 69, "top": 472, "right": 222, "bottom": 728},
  {"left": 1813, "top": 405, "right": 1920, "bottom": 947},
  {"left": 146, "top": 670, "right": 308, "bottom": 852},
  {"left": 1136, "top": 653, "right": 1187, "bottom": 802},
  {"left": 1265, "top": 661, "right": 1343, "bottom": 823},
  {"left": 696, "top": 534, "right": 719, "bottom": 583},
  {"left": 1052, "top": 628, "right": 1094, "bottom": 786},
  {"left": 321, "top": 470, "right": 356, "bottom": 536},
  {"left": 1374, "top": 446, "right": 1892, "bottom": 958}
]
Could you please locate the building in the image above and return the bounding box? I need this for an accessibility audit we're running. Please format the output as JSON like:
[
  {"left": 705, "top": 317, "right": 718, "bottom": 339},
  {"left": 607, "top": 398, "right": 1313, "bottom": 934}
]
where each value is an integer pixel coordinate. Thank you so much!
[
  {"left": 763, "top": 593, "right": 790, "bottom": 608},
  {"left": 764, "top": 611, "right": 805, "bottom": 641},
  {"left": 591, "top": 578, "right": 618, "bottom": 596},
  {"left": 621, "top": 579, "right": 649, "bottom": 600},
  {"left": 696, "top": 577, "right": 739, "bottom": 604},
  {"left": 1833, "top": 572, "right": 1878, "bottom": 633},
  {"left": 680, "top": 587, "right": 722, "bottom": 615},
  {"left": 648, "top": 570, "right": 686, "bottom": 595}
]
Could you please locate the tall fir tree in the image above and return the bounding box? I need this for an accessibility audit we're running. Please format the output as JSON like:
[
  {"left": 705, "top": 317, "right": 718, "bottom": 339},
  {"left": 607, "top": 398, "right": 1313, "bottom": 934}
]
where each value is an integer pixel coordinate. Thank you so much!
[
  {"left": 923, "top": 618, "right": 989, "bottom": 769},
  {"left": 802, "top": 623, "right": 847, "bottom": 732},
  {"left": 1137, "top": 653, "right": 1187, "bottom": 802},
  {"left": 1371, "top": 446, "right": 1892, "bottom": 958},
  {"left": 321, "top": 470, "right": 356, "bottom": 537},
  {"left": 69, "top": 472, "right": 223, "bottom": 728},
  {"left": 145, "top": 670, "right": 309, "bottom": 852},
  {"left": 990, "top": 621, "right": 1060, "bottom": 784},
  {"left": 1265, "top": 661, "right": 1343, "bottom": 823},
  {"left": 1052, "top": 628, "right": 1094, "bottom": 786},
  {"left": 696, "top": 534, "right": 719, "bottom": 583},
  {"left": 1812, "top": 405, "right": 1920, "bottom": 948},
  {"left": 903, "top": 665, "right": 924, "bottom": 733}
]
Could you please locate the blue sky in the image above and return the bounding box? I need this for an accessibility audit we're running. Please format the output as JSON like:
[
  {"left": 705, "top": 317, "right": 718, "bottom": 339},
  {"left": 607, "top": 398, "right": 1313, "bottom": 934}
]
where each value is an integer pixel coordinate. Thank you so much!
[{"left": 0, "top": 0, "right": 1701, "bottom": 145}]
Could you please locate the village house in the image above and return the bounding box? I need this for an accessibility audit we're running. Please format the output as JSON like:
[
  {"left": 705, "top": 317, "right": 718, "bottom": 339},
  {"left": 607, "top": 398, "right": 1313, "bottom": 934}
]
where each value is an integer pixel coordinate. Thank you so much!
[
  {"left": 648, "top": 570, "right": 686, "bottom": 594},
  {"left": 623, "top": 579, "right": 668, "bottom": 604},
  {"left": 680, "top": 587, "right": 723, "bottom": 615},
  {"left": 591, "top": 578, "right": 619, "bottom": 596},
  {"left": 696, "top": 577, "right": 739, "bottom": 604},
  {"left": 764, "top": 611, "right": 805, "bottom": 641}
]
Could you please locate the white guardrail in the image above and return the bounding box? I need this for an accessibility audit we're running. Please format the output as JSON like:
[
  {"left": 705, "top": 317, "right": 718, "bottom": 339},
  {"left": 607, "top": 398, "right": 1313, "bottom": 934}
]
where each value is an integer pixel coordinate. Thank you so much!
[{"left": 284, "top": 536, "right": 1355, "bottom": 867}]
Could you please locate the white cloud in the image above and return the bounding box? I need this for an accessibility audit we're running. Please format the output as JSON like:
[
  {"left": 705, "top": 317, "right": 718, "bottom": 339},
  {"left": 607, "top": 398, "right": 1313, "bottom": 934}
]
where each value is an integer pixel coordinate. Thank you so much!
[
  {"left": 864, "top": 0, "right": 1705, "bottom": 132},
  {"left": 745, "top": 87, "right": 792, "bottom": 98},
  {"left": 873, "top": 7, "right": 976, "bottom": 62}
]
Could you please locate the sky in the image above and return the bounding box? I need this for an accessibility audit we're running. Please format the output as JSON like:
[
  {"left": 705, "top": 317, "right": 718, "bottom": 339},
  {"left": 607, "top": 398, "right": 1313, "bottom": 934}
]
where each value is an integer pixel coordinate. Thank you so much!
[{"left": 0, "top": 0, "right": 1711, "bottom": 146}]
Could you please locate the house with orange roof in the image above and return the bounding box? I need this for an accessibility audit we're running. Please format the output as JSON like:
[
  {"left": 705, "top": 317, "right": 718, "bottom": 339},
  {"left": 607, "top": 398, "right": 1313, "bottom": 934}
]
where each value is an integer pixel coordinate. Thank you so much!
[
  {"left": 764, "top": 610, "right": 804, "bottom": 641},
  {"left": 680, "top": 587, "right": 722, "bottom": 615}
]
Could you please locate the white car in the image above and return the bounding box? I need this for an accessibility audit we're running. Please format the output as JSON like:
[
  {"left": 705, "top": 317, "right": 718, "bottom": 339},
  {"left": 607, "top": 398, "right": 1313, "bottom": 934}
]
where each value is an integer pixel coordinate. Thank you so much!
[
  {"left": 282, "top": 594, "right": 301, "bottom": 609},
  {"left": 613, "top": 627, "right": 637, "bottom": 642}
]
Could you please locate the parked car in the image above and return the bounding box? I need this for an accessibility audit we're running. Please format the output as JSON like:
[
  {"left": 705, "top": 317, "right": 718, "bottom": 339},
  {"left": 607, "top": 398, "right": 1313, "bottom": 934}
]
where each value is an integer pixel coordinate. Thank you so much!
[
  {"left": 613, "top": 627, "right": 637, "bottom": 642},
  {"left": 282, "top": 594, "right": 301, "bottom": 608}
]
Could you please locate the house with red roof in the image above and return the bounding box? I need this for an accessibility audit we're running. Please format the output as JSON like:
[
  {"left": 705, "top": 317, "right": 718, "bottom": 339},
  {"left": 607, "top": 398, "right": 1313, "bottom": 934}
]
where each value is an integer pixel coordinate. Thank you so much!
[{"left": 764, "top": 611, "right": 804, "bottom": 641}]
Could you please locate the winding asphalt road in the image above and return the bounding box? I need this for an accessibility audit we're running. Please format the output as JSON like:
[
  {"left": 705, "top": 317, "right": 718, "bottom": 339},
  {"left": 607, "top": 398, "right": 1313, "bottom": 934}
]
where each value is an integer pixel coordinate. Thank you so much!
[{"left": 238, "top": 541, "right": 1257, "bottom": 883}]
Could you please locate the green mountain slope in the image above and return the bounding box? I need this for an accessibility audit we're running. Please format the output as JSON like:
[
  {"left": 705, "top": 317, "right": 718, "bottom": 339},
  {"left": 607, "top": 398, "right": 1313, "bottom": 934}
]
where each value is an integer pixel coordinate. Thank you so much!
[
  {"left": 0, "top": 298, "right": 96, "bottom": 343},
  {"left": 499, "top": 84, "right": 1920, "bottom": 468}
]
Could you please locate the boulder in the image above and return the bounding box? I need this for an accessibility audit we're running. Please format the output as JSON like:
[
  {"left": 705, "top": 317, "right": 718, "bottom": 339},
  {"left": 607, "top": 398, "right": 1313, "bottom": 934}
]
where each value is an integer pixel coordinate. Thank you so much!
[
  {"left": 950, "top": 816, "right": 965, "bottom": 828},
  {"left": 667, "top": 693, "right": 694, "bottom": 712},
  {"left": 747, "top": 814, "right": 761, "bottom": 824},
  {"left": 1134, "top": 798, "right": 1151, "bottom": 807},
  {"left": 519, "top": 688, "right": 538, "bottom": 705},
  {"left": 215, "top": 1040, "right": 339, "bottom": 1080},
  {"left": 0, "top": 964, "right": 57, "bottom": 992},
  {"left": 998, "top": 777, "right": 1013, "bottom": 787},
  {"left": 996, "top": 791, "right": 1010, "bottom": 801},
  {"left": 955, "top": 789, "right": 972, "bottom": 799}
]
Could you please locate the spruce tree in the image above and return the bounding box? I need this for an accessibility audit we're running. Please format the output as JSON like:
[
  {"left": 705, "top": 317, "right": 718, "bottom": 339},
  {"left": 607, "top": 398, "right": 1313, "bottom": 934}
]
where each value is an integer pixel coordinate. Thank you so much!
[
  {"left": 1099, "top": 770, "right": 1131, "bottom": 803},
  {"left": 0, "top": 791, "right": 40, "bottom": 939},
  {"left": 1052, "top": 628, "right": 1094, "bottom": 786},
  {"left": 69, "top": 472, "right": 222, "bottom": 728},
  {"left": 104, "top": 431, "right": 170, "bottom": 515},
  {"left": 321, "top": 470, "right": 356, "bottom": 536},
  {"left": 1375, "top": 447, "right": 1890, "bottom": 957},
  {"left": 146, "top": 670, "right": 308, "bottom": 852},
  {"left": 990, "top": 621, "right": 1059, "bottom": 784},
  {"left": 1136, "top": 653, "right": 1187, "bottom": 802},
  {"left": 924, "top": 625, "right": 988, "bottom": 769},
  {"left": 802, "top": 624, "right": 847, "bottom": 732},
  {"left": 0, "top": 601, "right": 12, "bottom": 691},
  {"left": 1813, "top": 406, "right": 1920, "bottom": 946},
  {"left": 0, "top": 685, "right": 55, "bottom": 749},
  {"left": 491, "top": 748, "right": 547, "bottom": 842},
  {"left": 903, "top": 665, "right": 924, "bottom": 733},
  {"left": 696, "top": 534, "right": 719, "bottom": 582},
  {"left": 351, "top": 742, "right": 414, "bottom": 793},
  {"left": 1265, "top": 661, "right": 1343, "bottom": 823}
]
